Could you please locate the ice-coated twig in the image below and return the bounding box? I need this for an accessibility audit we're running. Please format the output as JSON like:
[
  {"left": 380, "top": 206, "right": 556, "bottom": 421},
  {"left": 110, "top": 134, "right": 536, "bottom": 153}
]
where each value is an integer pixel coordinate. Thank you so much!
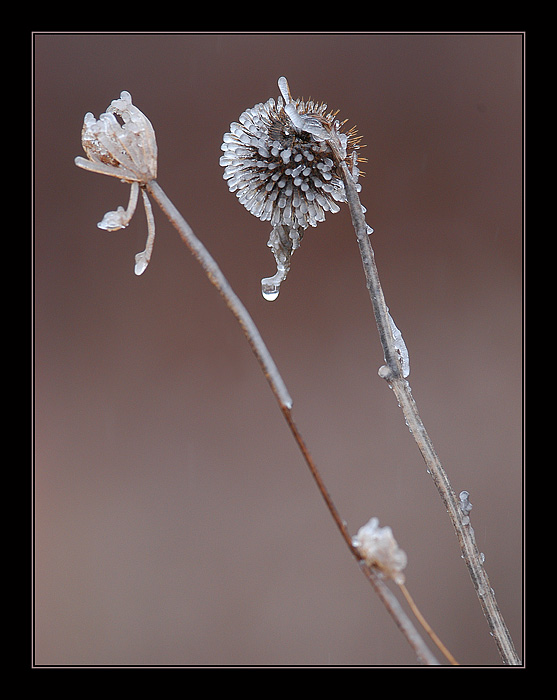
[
  {"left": 219, "top": 77, "right": 519, "bottom": 664},
  {"left": 330, "top": 129, "right": 520, "bottom": 666},
  {"left": 145, "top": 180, "right": 293, "bottom": 410},
  {"left": 146, "top": 178, "right": 441, "bottom": 664},
  {"left": 134, "top": 188, "right": 156, "bottom": 276}
]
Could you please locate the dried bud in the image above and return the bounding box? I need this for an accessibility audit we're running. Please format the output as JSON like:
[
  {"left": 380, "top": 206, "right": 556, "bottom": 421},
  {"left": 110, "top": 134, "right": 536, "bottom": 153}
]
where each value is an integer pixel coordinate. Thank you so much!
[{"left": 352, "top": 517, "right": 407, "bottom": 584}]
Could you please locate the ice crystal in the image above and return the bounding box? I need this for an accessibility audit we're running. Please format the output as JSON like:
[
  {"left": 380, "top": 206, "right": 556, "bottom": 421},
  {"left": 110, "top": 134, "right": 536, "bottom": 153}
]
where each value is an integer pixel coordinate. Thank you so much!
[
  {"left": 220, "top": 77, "right": 363, "bottom": 300},
  {"left": 352, "top": 517, "right": 407, "bottom": 584}
]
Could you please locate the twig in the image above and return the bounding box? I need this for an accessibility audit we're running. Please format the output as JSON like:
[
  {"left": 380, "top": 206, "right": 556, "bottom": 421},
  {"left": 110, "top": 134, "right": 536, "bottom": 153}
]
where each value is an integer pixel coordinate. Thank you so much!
[
  {"left": 399, "top": 583, "right": 459, "bottom": 665},
  {"left": 145, "top": 179, "right": 440, "bottom": 665},
  {"left": 145, "top": 181, "right": 293, "bottom": 412},
  {"left": 335, "top": 156, "right": 521, "bottom": 666}
]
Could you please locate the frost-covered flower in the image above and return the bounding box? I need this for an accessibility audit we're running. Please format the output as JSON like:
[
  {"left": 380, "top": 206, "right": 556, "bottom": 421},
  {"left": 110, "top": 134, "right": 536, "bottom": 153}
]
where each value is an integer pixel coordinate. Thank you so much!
[
  {"left": 220, "top": 77, "right": 364, "bottom": 300},
  {"left": 75, "top": 90, "right": 157, "bottom": 183},
  {"left": 352, "top": 517, "right": 407, "bottom": 585},
  {"left": 75, "top": 91, "right": 158, "bottom": 275}
]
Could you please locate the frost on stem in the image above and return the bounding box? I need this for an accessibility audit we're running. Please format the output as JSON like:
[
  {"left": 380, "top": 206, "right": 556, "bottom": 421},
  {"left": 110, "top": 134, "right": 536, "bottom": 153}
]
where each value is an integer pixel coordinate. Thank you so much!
[
  {"left": 388, "top": 312, "right": 410, "bottom": 378},
  {"left": 220, "top": 76, "right": 364, "bottom": 300},
  {"left": 352, "top": 517, "right": 407, "bottom": 585},
  {"left": 459, "top": 490, "right": 473, "bottom": 526},
  {"left": 74, "top": 91, "right": 158, "bottom": 275}
]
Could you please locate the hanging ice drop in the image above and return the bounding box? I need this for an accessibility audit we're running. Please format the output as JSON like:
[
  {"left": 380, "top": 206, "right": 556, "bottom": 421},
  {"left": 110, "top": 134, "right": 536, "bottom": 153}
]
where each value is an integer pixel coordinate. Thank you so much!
[
  {"left": 260, "top": 224, "right": 302, "bottom": 302},
  {"left": 134, "top": 251, "right": 149, "bottom": 276},
  {"left": 261, "top": 279, "right": 281, "bottom": 302}
]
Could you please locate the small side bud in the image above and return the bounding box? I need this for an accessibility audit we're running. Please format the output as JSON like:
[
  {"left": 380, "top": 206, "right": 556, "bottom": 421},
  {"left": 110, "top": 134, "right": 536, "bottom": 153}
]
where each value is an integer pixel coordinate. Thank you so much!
[{"left": 352, "top": 517, "right": 407, "bottom": 584}]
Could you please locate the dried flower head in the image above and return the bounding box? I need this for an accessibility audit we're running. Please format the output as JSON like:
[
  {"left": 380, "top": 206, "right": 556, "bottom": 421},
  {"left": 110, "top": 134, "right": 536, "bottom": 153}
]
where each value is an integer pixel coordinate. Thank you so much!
[
  {"left": 75, "top": 91, "right": 158, "bottom": 275},
  {"left": 220, "top": 77, "right": 364, "bottom": 300},
  {"left": 75, "top": 90, "right": 157, "bottom": 183},
  {"left": 352, "top": 517, "right": 407, "bottom": 585}
]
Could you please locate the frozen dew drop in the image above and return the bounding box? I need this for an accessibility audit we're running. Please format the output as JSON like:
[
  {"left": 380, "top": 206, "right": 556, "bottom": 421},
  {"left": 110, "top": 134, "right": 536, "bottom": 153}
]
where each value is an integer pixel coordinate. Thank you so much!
[
  {"left": 261, "top": 279, "right": 280, "bottom": 302},
  {"left": 134, "top": 251, "right": 149, "bottom": 275},
  {"left": 459, "top": 490, "right": 473, "bottom": 515}
]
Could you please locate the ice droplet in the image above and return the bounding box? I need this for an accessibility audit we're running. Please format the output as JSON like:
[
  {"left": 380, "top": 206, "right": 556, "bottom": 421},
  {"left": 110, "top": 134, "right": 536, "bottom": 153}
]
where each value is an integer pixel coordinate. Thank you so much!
[
  {"left": 134, "top": 251, "right": 149, "bottom": 275},
  {"left": 261, "top": 280, "right": 280, "bottom": 302},
  {"left": 459, "top": 490, "right": 473, "bottom": 514}
]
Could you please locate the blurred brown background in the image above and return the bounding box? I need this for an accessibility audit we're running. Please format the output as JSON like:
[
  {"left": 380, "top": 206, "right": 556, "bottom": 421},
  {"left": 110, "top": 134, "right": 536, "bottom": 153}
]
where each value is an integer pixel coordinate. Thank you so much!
[{"left": 34, "top": 33, "right": 523, "bottom": 666}]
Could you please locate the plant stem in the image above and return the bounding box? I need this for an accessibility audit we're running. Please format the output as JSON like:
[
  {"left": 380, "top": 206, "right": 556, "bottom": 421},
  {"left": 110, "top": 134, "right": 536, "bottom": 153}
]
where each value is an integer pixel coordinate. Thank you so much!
[
  {"left": 145, "top": 182, "right": 292, "bottom": 412},
  {"left": 281, "top": 405, "right": 440, "bottom": 665},
  {"left": 399, "top": 583, "right": 459, "bottom": 665},
  {"left": 336, "top": 159, "right": 521, "bottom": 665},
  {"left": 145, "top": 178, "right": 440, "bottom": 665}
]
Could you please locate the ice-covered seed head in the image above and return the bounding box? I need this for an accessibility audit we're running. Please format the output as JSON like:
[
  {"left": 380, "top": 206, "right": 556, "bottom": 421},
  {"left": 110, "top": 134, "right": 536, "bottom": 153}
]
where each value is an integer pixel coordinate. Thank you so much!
[
  {"left": 220, "top": 78, "right": 364, "bottom": 300},
  {"left": 219, "top": 78, "right": 362, "bottom": 233}
]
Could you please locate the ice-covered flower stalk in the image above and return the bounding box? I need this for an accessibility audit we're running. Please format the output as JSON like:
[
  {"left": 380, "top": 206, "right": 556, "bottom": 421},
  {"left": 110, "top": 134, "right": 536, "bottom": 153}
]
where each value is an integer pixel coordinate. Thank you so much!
[
  {"left": 74, "top": 91, "right": 158, "bottom": 275},
  {"left": 220, "top": 77, "right": 364, "bottom": 300},
  {"left": 352, "top": 517, "right": 407, "bottom": 585}
]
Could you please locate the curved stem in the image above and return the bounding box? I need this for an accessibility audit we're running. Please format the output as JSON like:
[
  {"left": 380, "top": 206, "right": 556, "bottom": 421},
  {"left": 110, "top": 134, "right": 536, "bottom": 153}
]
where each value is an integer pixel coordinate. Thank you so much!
[
  {"left": 336, "top": 158, "right": 520, "bottom": 665},
  {"left": 281, "top": 405, "right": 440, "bottom": 665},
  {"left": 146, "top": 180, "right": 292, "bottom": 411},
  {"left": 145, "top": 178, "right": 439, "bottom": 665}
]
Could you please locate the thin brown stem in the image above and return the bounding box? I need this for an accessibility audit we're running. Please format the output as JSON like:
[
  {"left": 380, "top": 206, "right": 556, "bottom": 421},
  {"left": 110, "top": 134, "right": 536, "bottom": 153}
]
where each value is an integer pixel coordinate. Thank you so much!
[
  {"left": 335, "top": 157, "right": 520, "bottom": 666},
  {"left": 145, "top": 178, "right": 440, "bottom": 665},
  {"left": 399, "top": 583, "right": 459, "bottom": 665},
  {"left": 281, "top": 405, "right": 440, "bottom": 665}
]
